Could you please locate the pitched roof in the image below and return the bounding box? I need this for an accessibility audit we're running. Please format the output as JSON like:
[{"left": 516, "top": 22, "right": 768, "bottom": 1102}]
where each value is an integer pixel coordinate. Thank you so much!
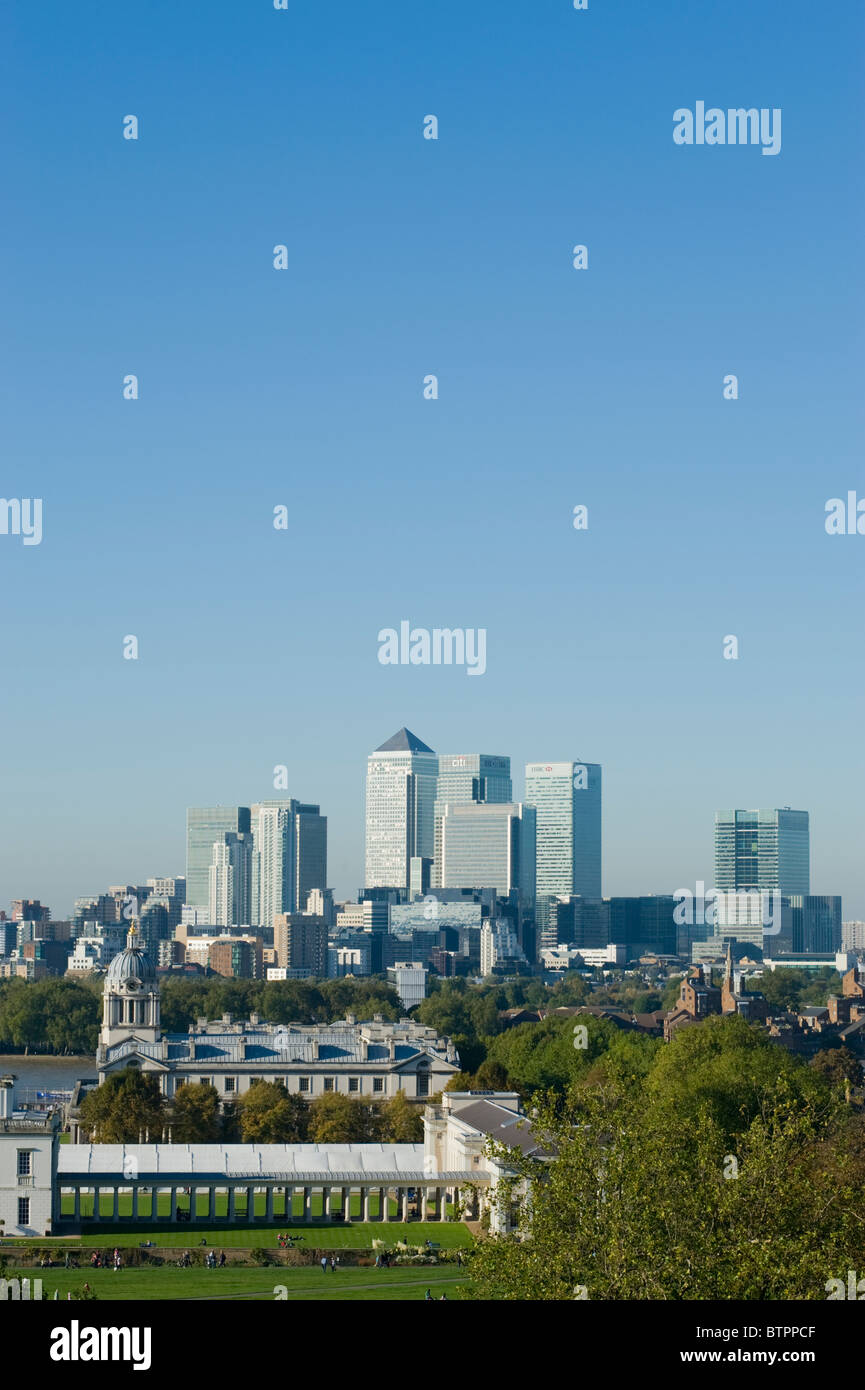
[{"left": 375, "top": 728, "right": 435, "bottom": 754}]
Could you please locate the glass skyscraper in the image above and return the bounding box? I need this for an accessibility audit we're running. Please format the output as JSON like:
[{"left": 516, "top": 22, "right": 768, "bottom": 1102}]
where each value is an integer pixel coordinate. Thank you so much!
[
  {"left": 714, "top": 809, "right": 810, "bottom": 895},
  {"left": 186, "top": 806, "right": 251, "bottom": 912},
  {"left": 439, "top": 802, "right": 535, "bottom": 905},
  {"left": 433, "top": 753, "right": 512, "bottom": 887},
  {"left": 364, "top": 728, "right": 438, "bottom": 891},
  {"left": 525, "top": 760, "right": 602, "bottom": 932}
]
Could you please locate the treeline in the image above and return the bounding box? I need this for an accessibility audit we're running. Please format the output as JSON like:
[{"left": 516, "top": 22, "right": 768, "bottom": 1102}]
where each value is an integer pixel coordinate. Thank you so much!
[
  {"left": 0, "top": 977, "right": 101, "bottom": 1054},
  {"left": 79, "top": 1072, "right": 426, "bottom": 1145},
  {"left": 159, "top": 976, "right": 404, "bottom": 1032},
  {"left": 470, "top": 1013, "right": 865, "bottom": 1300}
]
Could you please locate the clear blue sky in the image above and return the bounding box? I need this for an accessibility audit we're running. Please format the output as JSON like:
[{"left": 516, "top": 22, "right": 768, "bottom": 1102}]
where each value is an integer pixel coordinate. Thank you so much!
[{"left": 1, "top": 0, "right": 863, "bottom": 917}]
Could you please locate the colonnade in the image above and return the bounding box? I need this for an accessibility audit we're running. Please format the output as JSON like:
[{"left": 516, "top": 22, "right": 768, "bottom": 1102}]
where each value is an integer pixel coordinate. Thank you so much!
[{"left": 59, "top": 1179, "right": 482, "bottom": 1224}]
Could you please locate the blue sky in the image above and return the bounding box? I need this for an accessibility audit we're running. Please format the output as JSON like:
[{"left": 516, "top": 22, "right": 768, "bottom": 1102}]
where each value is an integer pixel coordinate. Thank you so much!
[{"left": 1, "top": 0, "right": 863, "bottom": 916}]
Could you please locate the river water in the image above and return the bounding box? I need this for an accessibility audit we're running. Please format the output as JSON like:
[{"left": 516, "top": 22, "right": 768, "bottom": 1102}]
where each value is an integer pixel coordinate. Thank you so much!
[{"left": 0, "top": 1055, "right": 96, "bottom": 1102}]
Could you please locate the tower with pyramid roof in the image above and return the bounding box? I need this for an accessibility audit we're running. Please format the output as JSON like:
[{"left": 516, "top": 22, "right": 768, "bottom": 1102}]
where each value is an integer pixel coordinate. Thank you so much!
[{"left": 364, "top": 728, "right": 438, "bottom": 891}]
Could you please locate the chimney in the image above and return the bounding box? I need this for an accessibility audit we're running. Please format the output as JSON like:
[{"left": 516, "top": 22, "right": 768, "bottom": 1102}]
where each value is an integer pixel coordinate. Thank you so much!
[{"left": 0, "top": 1074, "right": 15, "bottom": 1119}]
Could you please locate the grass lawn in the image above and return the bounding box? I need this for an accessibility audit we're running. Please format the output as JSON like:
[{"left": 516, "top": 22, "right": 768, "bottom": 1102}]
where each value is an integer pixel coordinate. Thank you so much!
[
  {"left": 1, "top": 1264, "right": 470, "bottom": 1301},
  {"left": 40, "top": 1221, "right": 472, "bottom": 1250}
]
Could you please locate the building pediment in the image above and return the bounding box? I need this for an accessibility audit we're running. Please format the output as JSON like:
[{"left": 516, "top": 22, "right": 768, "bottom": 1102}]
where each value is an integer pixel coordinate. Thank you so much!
[{"left": 102, "top": 1046, "right": 169, "bottom": 1073}]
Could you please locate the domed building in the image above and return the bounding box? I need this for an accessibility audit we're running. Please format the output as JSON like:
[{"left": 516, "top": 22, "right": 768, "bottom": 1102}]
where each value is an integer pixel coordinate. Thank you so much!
[
  {"left": 96, "top": 924, "right": 460, "bottom": 1100},
  {"left": 98, "top": 924, "right": 161, "bottom": 1054}
]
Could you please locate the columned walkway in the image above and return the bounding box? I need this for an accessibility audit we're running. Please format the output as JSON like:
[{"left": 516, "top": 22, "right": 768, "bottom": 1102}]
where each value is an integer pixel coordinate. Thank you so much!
[{"left": 57, "top": 1172, "right": 484, "bottom": 1226}]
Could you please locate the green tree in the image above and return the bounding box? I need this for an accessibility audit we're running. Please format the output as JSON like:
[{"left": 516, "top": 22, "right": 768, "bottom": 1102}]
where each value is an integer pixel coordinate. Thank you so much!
[
  {"left": 469, "top": 1068, "right": 864, "bottom": 1300},
  {"left": 380, "top": 1090, "right": 424, "bottom": 1141},
  {"left": 238, "top": 1080, "right": 309, "bottom": 1142},
  {"left": 170, "top": 1082, "right": 222, "bottom": 1142},
  {"left": 308, "top": 1092, "right": 373, "bottom": 1142},
  {"left": 810, "top": 1045, "right": 863, "bottom": 1089},
  {"left": 78, "top": 1067, "right": 165, "bottom": 1142}
]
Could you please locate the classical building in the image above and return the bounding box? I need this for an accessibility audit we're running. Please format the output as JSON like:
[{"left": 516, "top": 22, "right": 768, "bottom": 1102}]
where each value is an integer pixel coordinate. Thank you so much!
[
  {"left": 95, "top": 927, "right": 458, "bottom": 1101},
  {"left": 1, "top": 1074, "right": 533, "bottom": 1238}
]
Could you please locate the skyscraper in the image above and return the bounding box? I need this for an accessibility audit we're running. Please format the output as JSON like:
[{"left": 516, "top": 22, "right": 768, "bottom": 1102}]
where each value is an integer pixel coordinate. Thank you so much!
[
  {"left": 249, "top": 800, "right": 328, "bottom": 931},
  {"left": 186, "top": 807, "right": 251, "bottom": 912},
  {"left": 525, "top": 760, "right": 602, "bottom": 932},
  {"left": 208, "top": 831, "right": 254, "bottom": 927},
  {"left": 714, "top": 809, "right": 810, "bottom": 895},
  {"left": 364, "top": 728, "right": 438, "bottom": 891},
  {"left": 433, "top": 753, "right": 512, "bottom": 887},
  {"left": 439, "top": 802, "right": 535, "bottom": 906}
]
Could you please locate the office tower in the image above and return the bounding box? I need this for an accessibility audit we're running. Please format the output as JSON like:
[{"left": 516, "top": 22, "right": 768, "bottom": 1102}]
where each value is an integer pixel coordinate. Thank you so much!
[
  {"left": 145, "top": 877, "right": 186, "bottom": 932},
  {"left": 843, "top": 922, "right": 865, "bottom": 951},
  {"left": 11, "top": 900, "right": 50, "bottom": 923},
  {"left": 250, "top": 800, "right": 327, "bottom": 930},
  {"left": 252, "top": 804, "right": 293, "bottom": 931},
  {"left": 295, "top": 803, "right": 327, "bottom": 913},
  {"left": 480, "top": 921, "right": 526, "bottom": 976},
  {"left": 439, "top": 802, "right": 535, "bottom": 905},
  {"left": 208, "top": 832, "right": 254, "bottom": 927},
  {"left": 607, "top": 896, "right": 678, "bottom": 958},
  {"left": 364, "top": 728, "right": 438, "bottom": 891},
  {"left": 433, "top": 754, "right": 512, "bottom": 886},
  {"left": 305, "top": 888, "right": 335, "bottom": 927},
  {"left": 789, "top": 896, "right": 842, "bottom": 954},
  {"left": 409, "top": 856, "right": 432, "bottom": 898},
  {"left": 525, "top": 760, "right": 602, "bottom": 933},
  {"left": 208, "top": 937, "right": 261, "bottom": 979},
  {"left": 274, "top": 913, "right": 328, "bottom": 976},
  {"left": 714, "top": 809, "right": 810, "bottom": 895},
  {"left": 544, "top": 896, "right": 609, "bottom": 953},
  {"left": 186, "top": 806, "right": 251, "bottom": 912}
]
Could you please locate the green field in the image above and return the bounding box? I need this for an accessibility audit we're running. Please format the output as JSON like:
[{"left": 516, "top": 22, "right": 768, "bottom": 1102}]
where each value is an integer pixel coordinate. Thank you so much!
[
  {"left": 5, "top": 1222, "right": 473, "bottom": 1250},
  {"left": 0, "top": 1264, "right": 469, "bottom": 1301}
]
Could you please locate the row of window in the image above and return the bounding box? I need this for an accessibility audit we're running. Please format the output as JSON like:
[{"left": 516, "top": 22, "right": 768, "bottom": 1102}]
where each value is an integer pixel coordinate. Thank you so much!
[{"left": 175, "top": 1075, "right": 389, "bottom": 1095}]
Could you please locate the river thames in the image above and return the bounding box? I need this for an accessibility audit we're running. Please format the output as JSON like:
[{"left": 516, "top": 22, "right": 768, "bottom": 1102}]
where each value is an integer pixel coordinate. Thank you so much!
[{"left": 0, "top": 1055, "right": 96, "bottom": 1099}]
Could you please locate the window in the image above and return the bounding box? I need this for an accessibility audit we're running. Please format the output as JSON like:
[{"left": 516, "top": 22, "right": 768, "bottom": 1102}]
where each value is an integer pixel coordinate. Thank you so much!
[
  {"left": 323, "top": 1077, "right": 335, "bottom": 1092},
  {"left": 299, "top": 1076, "right": 310, "bottom": 1093},
  {"left": 224, "top": 1077, "right": 236, "bottom": 1093},
  {"left": 17, "top": 1197, "right": 30, "bottom": 1226},
  {"left": 17, "top": 1150, "right": 32, "bottom": 1177},
  {"left": 175, "top": 1078, "right": 186, "bottom": 1092},
  {"left": 416, "top": 1067, "right": 430, "bottom": 1098},
  {"left": 199, "top": 1077, "right": 213, "bottom": 1088},
  {"left": 372, "top": 1077, "right": 384, "bottom": 1094},
  {"left": 273, "top": 1077, "right": 285, "bottom": 1088},
  {"left": 348, "top": 1077, "right": 360, "bottom": 1093}
]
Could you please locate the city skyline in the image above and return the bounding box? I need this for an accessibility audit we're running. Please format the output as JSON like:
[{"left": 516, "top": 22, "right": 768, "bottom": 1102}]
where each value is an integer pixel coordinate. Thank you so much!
[
  {"left": 3, "top": 1, "right": 863, "bottom": 928},
  {"left": 3, "top": 723, "right": 856, "bottom": 920}
]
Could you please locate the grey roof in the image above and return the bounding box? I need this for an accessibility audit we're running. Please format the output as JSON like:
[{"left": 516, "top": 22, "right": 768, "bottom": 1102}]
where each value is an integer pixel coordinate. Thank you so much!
[
  {"left": 375, "top": 728, "right": 435, "bottom": 754},
  {"left": 104, "top": 1028, "right": 456, "bottom": 1069},
  {"left": 105, "top": 942, "right": 157, "bottom": 987},
  {"left": 452, "top": 1099, "right": 547, "bottom": 1158}
]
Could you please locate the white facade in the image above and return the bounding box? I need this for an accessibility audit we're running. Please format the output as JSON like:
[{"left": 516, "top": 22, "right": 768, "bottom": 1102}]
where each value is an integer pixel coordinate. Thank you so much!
[
  {"left": 480, "top": 920, "right": 525, "bottom": 976},
  {"left": 387, "top": 962, "right": 428, "bottom": 1010},
  {"left": 208, "top": 832, "right": 253, "bottom": 928},
  {"left": 67, "top": 922, "right": 126, "bottom": 973},
  {"left": 0, "top": 1077, "right": 58, "bottom": 1237}
]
